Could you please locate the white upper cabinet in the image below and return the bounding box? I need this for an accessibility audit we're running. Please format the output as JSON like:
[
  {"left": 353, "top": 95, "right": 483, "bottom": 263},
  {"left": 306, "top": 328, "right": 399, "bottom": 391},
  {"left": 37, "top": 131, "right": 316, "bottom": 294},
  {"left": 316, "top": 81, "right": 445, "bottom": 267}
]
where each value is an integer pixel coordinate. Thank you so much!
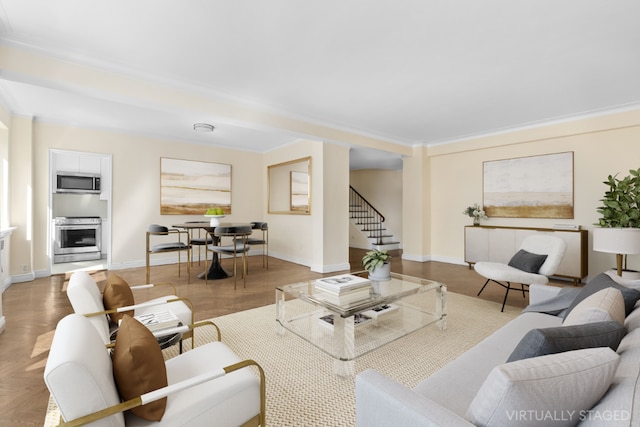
[{"left": 54, "top": 152, "right": 102, "bottom": 174}]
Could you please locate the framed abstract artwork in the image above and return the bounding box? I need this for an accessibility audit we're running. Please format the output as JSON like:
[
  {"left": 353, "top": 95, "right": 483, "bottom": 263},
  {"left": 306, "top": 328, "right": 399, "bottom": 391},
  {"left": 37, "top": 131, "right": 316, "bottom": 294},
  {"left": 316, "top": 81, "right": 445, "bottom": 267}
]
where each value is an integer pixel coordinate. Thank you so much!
[
  {"left": 160, "top": 157, "right": 231, "bottom": 215},
  {"left": 483, "top": 151, "right": 574, "bottom": 219}
]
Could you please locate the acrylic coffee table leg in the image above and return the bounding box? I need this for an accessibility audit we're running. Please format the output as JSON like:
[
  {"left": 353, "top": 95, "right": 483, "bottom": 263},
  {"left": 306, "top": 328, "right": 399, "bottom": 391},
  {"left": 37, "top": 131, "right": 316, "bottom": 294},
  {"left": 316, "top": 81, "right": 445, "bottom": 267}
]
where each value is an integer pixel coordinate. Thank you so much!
[
  {"left": 333, "top": 314, "right": 355, "bottom": 377},
  {"left": 437, "top": 284, "right": 448, "bottom": 331},
  {"left": 275, "top": 288, "right": 286, "bottom": 336}
]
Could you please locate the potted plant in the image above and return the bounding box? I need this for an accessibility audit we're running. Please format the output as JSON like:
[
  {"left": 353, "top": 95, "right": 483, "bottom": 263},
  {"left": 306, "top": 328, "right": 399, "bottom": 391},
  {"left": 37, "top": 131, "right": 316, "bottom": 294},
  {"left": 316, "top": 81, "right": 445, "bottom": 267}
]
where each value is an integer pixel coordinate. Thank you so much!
[
  {"left": 593, "top": 168, "right": 640, "bottom": 276},
  {"left": 595, "top": 168, "right": 640, "bottom": 228},
  {"left": 463, "top": 203, "right": 488, "bottom": 226},
  {"left": 362, "top": 249, "right": 391, "bottom": 281}
]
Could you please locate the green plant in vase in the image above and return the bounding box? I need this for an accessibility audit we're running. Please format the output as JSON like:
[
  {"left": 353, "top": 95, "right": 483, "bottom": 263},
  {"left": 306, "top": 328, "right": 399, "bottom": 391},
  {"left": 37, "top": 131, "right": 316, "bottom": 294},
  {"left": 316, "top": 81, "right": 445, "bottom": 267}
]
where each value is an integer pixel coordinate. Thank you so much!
[
  {"left": 362, "top": 249, "right": 391, "bottom": 280},
  {"left": 593, "top": 167, "right": 640, "bottom": 276},
  {"left": 595, "top": 168, "right": 640, "bottom": 228},
  {"left": 463, "top": 203, "right": 488, "bottom": 226}
]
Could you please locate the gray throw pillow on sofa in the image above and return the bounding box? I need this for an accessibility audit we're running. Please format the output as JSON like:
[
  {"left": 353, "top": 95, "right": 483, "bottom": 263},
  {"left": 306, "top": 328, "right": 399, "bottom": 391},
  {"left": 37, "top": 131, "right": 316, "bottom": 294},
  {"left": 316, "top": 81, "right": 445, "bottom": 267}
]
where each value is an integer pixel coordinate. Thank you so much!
[
  {"left": 507, "top": 249, "right": 548, "bottom": 273},
  {"left": 507, "top": 320, "right": 626, "bottom": 362},
  {"left": 565, "top": 273, "right": 640, "bottom": 317}
]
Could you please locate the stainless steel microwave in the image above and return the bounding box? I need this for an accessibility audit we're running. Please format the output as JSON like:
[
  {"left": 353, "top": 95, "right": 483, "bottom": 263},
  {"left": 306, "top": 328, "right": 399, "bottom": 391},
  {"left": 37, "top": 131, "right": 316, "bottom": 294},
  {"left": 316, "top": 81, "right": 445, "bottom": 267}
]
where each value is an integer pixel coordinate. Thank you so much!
[{"left": 56, "top": 172, "right": 101, "bottom": 194}]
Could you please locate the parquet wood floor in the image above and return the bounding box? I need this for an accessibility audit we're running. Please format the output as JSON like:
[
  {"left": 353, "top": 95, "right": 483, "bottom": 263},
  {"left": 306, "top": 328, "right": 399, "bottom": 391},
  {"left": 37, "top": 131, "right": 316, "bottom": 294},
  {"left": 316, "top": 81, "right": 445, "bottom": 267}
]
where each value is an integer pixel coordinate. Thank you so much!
[{"left": 0, "top": 249, "right": 546, "bottom": 426}]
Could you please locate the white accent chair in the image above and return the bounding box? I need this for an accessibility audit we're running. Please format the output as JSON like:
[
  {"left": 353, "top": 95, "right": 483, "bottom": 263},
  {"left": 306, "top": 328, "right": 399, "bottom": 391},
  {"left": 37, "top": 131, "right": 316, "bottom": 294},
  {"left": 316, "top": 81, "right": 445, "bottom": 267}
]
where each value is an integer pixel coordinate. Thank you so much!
[
  {"left": 44, "top": 313, "right": 265, "bottom": 427},
  {"left": 474, "top": 234, "right": 567, "bottom": 312},
  {"left": 67, "top": 271, "right": 195, "bottom": 347}
]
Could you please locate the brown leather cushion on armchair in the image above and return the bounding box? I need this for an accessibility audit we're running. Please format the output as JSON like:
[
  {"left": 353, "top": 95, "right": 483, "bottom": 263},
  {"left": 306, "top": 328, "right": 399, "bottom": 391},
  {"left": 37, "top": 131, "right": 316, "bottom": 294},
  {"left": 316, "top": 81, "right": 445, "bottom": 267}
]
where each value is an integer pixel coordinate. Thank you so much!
[
  {"left": 103, "top": 273, "right": 135, "bottom": 323},
  {"left": 112, "top": 315, "right": 168, "bottom": 421}
]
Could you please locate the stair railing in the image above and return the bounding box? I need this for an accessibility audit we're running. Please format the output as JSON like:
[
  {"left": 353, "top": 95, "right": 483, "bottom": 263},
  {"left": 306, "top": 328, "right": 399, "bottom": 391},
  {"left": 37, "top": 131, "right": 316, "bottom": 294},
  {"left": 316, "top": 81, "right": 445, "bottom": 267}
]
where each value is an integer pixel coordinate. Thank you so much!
[{"left": 349, "top": 186, "right": 386, "bottom": 245}]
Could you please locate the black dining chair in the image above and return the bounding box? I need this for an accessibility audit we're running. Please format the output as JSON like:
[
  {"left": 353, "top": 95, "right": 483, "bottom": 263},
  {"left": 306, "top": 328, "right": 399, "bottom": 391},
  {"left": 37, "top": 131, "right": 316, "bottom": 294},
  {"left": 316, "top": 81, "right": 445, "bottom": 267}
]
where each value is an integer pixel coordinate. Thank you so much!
[
  {"left": 236, "top": 222, "right": 269, "bottom": 271},
  {"left": 146, "top": 224, "right": 191, "bottom": 284},
  {"left": 208, "top": 225, "right": 252, "bottom": 289},
  {"left": 185, "top": 221, "right": 213, "bottom": 266}
]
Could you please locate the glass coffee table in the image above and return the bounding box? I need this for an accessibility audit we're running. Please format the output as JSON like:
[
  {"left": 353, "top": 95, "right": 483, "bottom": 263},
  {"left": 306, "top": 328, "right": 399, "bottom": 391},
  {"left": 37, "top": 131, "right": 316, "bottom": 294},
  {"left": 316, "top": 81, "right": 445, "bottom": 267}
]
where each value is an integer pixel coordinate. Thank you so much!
[{"left": 275, "top": 272, "right": 447, "bottom": 376}]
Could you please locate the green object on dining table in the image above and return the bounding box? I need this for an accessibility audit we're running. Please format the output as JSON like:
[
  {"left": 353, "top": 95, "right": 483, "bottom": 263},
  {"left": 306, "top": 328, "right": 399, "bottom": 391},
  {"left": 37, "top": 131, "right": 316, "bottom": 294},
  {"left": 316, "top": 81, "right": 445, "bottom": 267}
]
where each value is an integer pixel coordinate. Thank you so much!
[{"left": 205, "top": 207, "right": 224, "bottom": 215}]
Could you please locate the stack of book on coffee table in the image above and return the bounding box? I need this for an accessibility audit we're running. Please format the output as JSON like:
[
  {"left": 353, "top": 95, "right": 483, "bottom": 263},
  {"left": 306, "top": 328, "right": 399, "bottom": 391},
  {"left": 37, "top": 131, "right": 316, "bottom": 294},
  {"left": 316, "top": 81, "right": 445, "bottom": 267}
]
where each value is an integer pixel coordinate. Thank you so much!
[{"left": 314, "top": 274, "right": 372, "bottom": 306}]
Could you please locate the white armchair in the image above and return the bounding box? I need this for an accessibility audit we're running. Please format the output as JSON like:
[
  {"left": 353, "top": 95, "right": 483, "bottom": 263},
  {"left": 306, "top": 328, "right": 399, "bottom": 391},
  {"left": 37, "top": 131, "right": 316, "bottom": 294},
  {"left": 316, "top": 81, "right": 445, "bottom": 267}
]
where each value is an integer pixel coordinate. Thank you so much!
[
  {"left": 44, "top": 313, "right": 265, "bottom": 427},
  {"left": 67, "top": 271, "right": 195, "bottom": 348},
  {"left": 474, "top": 234, "right": 567, "bottom": 311}
]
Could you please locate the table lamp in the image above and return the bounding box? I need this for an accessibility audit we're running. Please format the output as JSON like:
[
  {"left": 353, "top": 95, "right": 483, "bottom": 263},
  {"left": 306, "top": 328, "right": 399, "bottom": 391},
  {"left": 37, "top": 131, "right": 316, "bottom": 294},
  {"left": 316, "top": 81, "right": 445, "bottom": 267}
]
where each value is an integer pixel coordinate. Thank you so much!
[{"left": 593, "top": 227, "right": 640, "bottom": 276}]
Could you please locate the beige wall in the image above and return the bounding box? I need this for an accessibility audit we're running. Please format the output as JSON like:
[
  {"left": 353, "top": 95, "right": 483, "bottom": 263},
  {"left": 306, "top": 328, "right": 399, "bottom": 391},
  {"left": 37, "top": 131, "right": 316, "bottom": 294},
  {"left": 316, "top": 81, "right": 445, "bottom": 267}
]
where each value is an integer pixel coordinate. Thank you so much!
[
  {"left": 422, "top": 109, "right": 640, "bottom": 278},
  {"left": 9, "top": 117, "right": 34, "bottom": 278},
  {"left": 402, "top": 146, "right": 430, "bottom": 261},
  {"left": 4, "top": 102, "right": 640, "bottom": 283},
  {"left": 349, "top": 169, "right": 403, "bottom": 250},
  {"left": 25, "top": 121, "right": 262, "bottom": 274},
  {"left": 264, "top": 140, "right": 350, "bottom": 272},
  {"left": 6, "top": 120, "right": 352, "bottom": 279},
  {"left": 265, "top": 141, "right": 318, "bottom": 267},
  {"left": 319, "top": 142, "right": 350, "bottom": 271}
]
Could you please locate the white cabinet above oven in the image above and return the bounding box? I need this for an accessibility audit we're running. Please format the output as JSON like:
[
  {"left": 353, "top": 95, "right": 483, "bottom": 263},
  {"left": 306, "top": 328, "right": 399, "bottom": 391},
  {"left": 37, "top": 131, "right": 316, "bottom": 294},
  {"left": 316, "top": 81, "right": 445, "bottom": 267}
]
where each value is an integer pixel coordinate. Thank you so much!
[{"left": 54, "top": 152, "right": 101, "bottom": 174}]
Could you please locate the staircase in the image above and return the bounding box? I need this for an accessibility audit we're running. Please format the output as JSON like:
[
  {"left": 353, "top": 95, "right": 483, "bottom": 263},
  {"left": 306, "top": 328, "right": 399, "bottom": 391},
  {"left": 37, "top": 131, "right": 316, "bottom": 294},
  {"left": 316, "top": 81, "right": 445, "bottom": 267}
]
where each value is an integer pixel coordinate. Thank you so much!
[{"left": 349, "top": 186, "right": 400, "bottom": 250}]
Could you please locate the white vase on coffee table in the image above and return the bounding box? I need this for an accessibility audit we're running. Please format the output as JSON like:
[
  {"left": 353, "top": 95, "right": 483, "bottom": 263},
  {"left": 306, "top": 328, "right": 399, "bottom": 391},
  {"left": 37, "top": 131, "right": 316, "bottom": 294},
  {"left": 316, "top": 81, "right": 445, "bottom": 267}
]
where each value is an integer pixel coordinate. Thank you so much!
[{"left": 368, "top": 262, "right": 391, "bottom": 281}]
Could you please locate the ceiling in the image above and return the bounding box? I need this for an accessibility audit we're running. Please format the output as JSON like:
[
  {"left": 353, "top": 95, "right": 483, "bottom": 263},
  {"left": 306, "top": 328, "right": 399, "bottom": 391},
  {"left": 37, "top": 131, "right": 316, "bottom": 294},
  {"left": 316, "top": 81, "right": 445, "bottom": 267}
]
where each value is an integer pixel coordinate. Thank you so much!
[{"left": 0, "top": 1, "right": 639, "bottom": 170}]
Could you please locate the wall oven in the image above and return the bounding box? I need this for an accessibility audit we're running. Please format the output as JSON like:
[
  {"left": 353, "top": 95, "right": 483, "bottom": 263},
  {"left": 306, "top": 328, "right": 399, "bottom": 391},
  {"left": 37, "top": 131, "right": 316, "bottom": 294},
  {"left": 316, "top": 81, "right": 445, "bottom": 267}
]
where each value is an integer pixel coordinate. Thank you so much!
[{"left": 53, "top": 217, "right": 102, "bottom": 263}]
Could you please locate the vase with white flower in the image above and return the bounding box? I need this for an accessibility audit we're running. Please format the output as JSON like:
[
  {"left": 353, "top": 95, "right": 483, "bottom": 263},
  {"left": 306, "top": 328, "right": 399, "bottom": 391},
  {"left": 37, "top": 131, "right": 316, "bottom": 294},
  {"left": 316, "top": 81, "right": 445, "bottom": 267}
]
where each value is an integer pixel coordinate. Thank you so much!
[{"left": 463, "top": 203, "right": 488, "bottom": 226}]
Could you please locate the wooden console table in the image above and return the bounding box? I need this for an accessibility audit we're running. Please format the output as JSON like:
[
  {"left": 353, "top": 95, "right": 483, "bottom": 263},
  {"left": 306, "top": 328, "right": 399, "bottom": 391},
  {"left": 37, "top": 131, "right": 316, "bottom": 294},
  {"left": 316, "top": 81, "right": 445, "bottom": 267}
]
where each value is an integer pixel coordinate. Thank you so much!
[{"left": 464, "top": 225, "right": 588, "bottom": 284}]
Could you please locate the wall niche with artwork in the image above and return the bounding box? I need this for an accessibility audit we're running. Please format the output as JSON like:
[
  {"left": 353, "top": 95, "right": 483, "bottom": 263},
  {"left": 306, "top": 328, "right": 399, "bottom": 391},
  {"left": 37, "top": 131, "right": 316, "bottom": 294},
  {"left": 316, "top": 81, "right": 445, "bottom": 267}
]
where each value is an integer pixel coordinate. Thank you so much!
[{"left": 268, "top": 157, "right": 311, "bottom": 215}]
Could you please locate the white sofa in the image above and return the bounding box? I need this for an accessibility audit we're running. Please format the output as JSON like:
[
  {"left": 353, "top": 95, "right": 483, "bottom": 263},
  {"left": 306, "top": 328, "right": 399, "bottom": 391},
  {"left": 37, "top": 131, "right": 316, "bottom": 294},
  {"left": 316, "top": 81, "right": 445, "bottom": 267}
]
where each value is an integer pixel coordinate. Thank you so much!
[{"left": 356, "top": 273, "right": 640, "bottom": 426}]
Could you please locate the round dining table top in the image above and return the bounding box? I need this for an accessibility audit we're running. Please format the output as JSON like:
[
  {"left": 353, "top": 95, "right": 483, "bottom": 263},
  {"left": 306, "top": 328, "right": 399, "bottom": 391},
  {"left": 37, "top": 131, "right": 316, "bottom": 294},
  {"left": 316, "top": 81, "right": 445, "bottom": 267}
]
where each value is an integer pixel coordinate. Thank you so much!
[{"left": 172, "top": 222, "right": 252, "bottom": 234}]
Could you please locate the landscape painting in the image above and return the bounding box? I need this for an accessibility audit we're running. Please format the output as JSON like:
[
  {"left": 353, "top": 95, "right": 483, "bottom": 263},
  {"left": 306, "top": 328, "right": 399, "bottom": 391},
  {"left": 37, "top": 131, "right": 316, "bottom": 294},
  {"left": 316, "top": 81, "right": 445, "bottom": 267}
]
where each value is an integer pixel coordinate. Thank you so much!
[
  {"left": 160, "top": 157, "right": 231, "bottom": 215},
  {"left": 483, "top": 151, "right": 574, "bottom": 218}
]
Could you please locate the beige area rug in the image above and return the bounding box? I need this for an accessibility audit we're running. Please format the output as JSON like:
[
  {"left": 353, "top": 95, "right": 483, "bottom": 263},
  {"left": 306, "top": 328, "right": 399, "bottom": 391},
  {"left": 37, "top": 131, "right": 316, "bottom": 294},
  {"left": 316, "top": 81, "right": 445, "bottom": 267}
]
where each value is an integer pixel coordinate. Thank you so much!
[{"left": 45, "top": 293, "right": 520, "bottom": 427}]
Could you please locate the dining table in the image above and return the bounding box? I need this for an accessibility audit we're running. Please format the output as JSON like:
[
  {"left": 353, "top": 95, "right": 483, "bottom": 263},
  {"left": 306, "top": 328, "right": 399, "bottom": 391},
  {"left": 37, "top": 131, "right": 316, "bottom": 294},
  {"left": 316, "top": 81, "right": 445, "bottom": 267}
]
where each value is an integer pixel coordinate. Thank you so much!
[{"left": 171, "top": 222, "right": 253, "bottom": 280}]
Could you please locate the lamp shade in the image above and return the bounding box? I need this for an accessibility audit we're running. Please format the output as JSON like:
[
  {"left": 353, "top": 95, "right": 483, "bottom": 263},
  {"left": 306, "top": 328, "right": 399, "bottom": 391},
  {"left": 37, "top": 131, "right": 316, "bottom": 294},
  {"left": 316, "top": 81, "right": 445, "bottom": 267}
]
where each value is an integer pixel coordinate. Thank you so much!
[{"left": 593, "top": 227, "right": 640, "bottom": 254}]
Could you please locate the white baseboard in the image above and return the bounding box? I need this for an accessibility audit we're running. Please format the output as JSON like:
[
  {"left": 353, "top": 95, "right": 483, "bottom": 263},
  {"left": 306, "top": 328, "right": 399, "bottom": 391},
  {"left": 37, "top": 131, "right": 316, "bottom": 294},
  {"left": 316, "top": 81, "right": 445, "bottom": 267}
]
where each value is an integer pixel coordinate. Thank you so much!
[
  {"left": 401, "top": 253, "right": 431, "bottom": 262},
  {"left": 10, "top": 271, "right": 36, "bottom": 284},
  {"left": 309, "top": 262, "right": 351, "bottom": 274},
  {"left": 0, "top": 316, "right": 5, "bottom": 334}
]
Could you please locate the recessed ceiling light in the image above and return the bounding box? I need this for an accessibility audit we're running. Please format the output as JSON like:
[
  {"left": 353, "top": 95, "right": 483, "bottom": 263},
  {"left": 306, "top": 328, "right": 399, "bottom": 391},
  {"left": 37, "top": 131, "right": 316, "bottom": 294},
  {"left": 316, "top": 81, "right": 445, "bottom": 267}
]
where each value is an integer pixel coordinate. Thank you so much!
[{"left": 193, "top": 123, "right": 215, "bottom": 132}]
